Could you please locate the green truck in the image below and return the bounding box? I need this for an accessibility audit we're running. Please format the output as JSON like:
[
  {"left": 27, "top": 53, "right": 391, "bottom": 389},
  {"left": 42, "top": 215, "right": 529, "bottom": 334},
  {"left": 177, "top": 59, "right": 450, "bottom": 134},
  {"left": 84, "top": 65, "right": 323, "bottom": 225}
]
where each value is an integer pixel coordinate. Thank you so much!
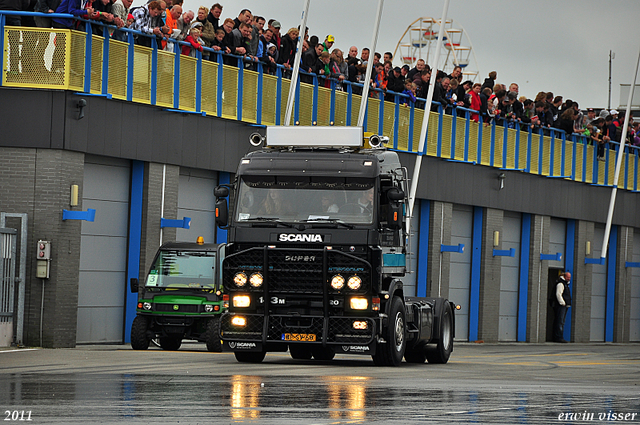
[{"left": 129, "top": 239, "right": 226, "bottom": 351}]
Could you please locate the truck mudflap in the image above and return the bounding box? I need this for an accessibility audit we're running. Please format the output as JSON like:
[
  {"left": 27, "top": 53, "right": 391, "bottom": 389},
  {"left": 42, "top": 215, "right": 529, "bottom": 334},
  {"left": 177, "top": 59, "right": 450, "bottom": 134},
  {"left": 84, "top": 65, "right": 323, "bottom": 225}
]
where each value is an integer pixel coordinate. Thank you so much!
[{"left": 220, "top": 312, "right": 377, "bottom": 346}]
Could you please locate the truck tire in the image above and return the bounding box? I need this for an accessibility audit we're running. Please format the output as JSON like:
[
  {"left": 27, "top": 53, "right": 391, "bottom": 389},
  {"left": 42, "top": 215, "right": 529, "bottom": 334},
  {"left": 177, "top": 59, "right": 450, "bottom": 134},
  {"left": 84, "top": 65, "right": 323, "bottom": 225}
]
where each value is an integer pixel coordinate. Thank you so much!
[
  {"left": 425, "top": 301, "right": 453, "bottom": 364},
  {"left": 159, "top": 337, "right": 182, "bottom": 351},
  {"left": 205, "top": 316, "right": 223, "bottom": 352},
  {"left": 289, "top": 345, "right": 313, "bottom": 360},
  {"left": 372, "top": 296, "right": 406, "bottom": 366},
  {"left": 234, "top": 351, "right": 266, "bottom": 363},
  {"left": 311, "top": 346, "right": 335, "bottom": 361},
  {"left": 131, "top": 316, "right": 151, "bottom": 350}
]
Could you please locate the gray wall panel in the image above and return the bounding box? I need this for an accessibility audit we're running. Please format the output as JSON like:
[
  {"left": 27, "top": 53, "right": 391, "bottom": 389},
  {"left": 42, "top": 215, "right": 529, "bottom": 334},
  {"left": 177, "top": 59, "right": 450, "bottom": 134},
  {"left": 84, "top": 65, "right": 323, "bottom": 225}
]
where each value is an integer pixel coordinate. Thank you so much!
[
  {"left": 77, "top": 159, "right": 130, "bottom": 343},
  {"left": 77, "top": 271, "right": 126, "bottom": 306},
  {"left": 548, "top": 218, "right": 566, "bottom": 269},
  {"left": 76, "top": 306, "right": 123, "bottom": 343},
  {"left": 499, "top": 213, "right": 520, "bottom": 341},
  {"left": 449, "top": 205, "right": 472, "bottom": 341}
]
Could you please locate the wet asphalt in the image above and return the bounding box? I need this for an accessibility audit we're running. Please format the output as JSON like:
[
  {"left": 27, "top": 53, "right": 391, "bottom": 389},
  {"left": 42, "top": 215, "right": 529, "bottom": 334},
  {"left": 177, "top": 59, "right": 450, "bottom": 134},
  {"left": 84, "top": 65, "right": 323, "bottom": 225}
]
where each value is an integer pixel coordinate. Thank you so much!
[{"left": 1, "top": 342, "right": 639, "bottom": 424}]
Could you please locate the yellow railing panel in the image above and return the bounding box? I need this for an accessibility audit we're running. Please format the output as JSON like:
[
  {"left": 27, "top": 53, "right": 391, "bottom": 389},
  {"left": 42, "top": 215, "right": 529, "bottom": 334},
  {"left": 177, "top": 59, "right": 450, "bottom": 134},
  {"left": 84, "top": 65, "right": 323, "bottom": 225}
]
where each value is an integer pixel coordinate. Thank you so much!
[
  {"left": 89, "top": 35, "right": 103, "bottom": 94},
  {"left": 108, "top": 39, "right": 128, "bottom": 100},
  {"left": 241, "top": 69, "right": 258, "bottom": 123},
  {"left": 201, "top": 60, "right": 218, "bottom": 116},
  {"left": 366, "top": 98, "right": 380, "bottom": 135},
  {"left": 3, "top": 27, "right": 72, "bottom": 88},
  {"left": 155, "top": 50, "right": 174, "bottom": 107},
  {"left": 504, "top": 128, "right": 517, "bottom": 169},
  {"left": 440, "top": 114, "right": 453, "bottom": 159},
  {"left": 260, "top": 73, "right": 277, "bottom": 126},
  {"left": 333, "top": 90, "right": 348, "bottom": 127},
  {"left": 297, "top": 83, "right": 313, "bottom": 126},
  {"left": 279, "top": 78, "right": 292, "bottom": 125},
  {"left": 69, "top": 31, "right": 85, "bottom": 91},
  {"left": 317, "top": 86, "right": 332, "bottom": 126},
  {"left": 382, "top": 100, "right": 395, "bottom": 147},
  {"left": 178, "top": 56, "right": 197, "bottom": 111},
  {"left": 412, "top": 109, "right": 424, "bottom": 154},
  {"left": 396, "top": 105, "right": 411, "bottom": 151},
  {"left": 493, "top": 128, "right": 505, "bottom": 169},
  {"left": 132, "top": 46, "right": 152, "bottom": 104},
  {"left": 220, "top": 64, "right": 238, "bottom": 119}
]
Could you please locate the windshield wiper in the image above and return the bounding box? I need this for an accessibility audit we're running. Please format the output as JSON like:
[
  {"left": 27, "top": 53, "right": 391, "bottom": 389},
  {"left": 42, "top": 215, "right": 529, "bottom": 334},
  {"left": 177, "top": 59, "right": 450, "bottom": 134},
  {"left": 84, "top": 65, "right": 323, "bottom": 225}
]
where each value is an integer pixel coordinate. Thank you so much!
[
  {"left": 241, "top": 217, "right": 296, "bottom": 228},
  {"left": 302, "top": 218, "right": 354, "bottom": 229}
]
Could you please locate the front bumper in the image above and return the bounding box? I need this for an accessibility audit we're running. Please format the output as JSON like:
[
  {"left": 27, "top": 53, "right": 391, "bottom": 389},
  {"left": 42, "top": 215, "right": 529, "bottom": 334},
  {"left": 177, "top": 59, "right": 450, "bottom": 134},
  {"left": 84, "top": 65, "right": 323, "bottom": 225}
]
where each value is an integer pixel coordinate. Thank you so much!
[{"left": 220, "top": 312, "right": 376, "bottom": 346}]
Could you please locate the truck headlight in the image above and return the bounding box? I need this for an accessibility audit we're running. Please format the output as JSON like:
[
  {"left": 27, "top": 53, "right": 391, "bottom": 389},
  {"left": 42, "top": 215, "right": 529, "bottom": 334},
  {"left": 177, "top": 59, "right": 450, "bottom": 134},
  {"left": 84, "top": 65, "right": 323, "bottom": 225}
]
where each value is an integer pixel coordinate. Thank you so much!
[
  {"left": 347, "top": 275, "right": 362, "bottom": 290},
  {"left": 204, "top": 304, "right": 214, "bottom": 312},
  {"left": 234, "top": 272, "right": 248, "bottom": 287},
  {"left": 350, "top": 297, "right": 368, "bottom": 310},
  {"left": 233, "top": 295, "right": 251, "bottom": 308},
  {"left": 143, "top": 302, "right": 152, "bottom": 311},
  {"left": 331, "top": 274, "right": 345, "bottom": 290},
  {"left": 249, "top": 273, "right": 263, "bottom": 288}
]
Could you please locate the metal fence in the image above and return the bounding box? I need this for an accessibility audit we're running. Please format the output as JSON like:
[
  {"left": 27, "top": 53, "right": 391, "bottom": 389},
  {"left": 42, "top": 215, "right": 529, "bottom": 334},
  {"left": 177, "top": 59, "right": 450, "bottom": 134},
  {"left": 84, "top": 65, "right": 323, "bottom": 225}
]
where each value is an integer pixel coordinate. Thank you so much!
[{"left": 2, "top": 13, "right": 639, "bottom": 191}]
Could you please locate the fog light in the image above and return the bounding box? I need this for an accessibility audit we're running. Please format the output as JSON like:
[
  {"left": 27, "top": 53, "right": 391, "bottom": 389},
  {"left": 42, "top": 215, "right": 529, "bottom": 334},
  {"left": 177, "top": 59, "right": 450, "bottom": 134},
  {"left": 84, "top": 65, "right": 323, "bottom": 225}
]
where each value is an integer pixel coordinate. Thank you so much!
[
  {"left": 231, "top": 316, "right": 247, "bottom": 327},
  {"left": 214, "top": 305, "right": 220, "bottom": 311},
  {"left": 350, "top": 297, "right": 368, "bottom": 310},
  {"left": 250, "top": 273, "right": 263, "bottom": 288},
  {"left": 234, "top": 272, "right": 248, "bottom": 287},
  {"left": 331, "top": 275, "right": 345, "bottom": 290},
  {"left": 347, "top": 275, "right": 362, "bottom": 290},
  {"left": 204, "top": 304, "right": 214, "bottom": 312},
  {"left": 137, "top": 302, "right": 143, "bottom": 309},
  {"left": 353, "top": 321, "right": 368, "bottom": 330},
  {"left": 233, "top": 295, "right": 251, "bottom": 308},
  {"left": 143, "top": 302, "right": 152, "bottom": 310}
]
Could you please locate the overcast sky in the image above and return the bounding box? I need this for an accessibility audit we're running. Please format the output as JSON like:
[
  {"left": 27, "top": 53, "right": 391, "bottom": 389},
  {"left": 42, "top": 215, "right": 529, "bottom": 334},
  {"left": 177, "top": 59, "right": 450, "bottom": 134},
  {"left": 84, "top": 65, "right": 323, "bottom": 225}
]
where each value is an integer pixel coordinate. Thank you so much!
[{"left": 144, "top": 0, "right": 640, "bottom": 110}]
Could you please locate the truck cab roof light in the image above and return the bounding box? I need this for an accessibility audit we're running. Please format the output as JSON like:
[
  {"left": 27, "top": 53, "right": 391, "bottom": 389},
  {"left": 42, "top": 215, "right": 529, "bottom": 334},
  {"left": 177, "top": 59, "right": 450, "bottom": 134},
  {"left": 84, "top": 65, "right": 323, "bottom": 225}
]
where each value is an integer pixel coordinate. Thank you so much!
[{"left": 196, "top": 236, "right": 204, "bottom": 244}]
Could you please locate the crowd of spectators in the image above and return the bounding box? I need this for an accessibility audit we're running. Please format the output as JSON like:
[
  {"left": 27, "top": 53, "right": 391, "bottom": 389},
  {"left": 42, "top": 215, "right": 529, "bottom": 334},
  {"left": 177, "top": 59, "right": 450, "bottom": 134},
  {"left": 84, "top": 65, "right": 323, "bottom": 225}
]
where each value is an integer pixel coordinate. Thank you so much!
[{"left": 2, "top": 0, "right": 637, "bottom": 152}]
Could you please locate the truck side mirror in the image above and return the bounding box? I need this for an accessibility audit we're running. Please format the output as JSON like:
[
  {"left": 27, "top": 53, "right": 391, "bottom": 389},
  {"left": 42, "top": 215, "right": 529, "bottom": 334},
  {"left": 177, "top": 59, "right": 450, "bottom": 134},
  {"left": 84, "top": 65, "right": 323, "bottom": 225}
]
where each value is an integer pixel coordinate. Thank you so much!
[
  {"left": 214, "top": 186, "right": 229, "bottom": 197},
  {"left": 215, "top": 198, "right": 228, "bottom": 227},
  {"left": 130, "top": 278, "right": 139, "bottom": 293},
  {"left": 386, "top": 187, "right": 404, "bottom": 201}
]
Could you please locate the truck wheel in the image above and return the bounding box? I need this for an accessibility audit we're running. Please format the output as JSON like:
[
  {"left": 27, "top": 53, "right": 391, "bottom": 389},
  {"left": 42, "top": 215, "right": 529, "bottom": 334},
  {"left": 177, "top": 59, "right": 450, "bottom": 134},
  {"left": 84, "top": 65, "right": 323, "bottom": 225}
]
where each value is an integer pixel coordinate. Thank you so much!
[
  {"left": 159, "top": 337, "right": 182, "bottom": 351},
  {"left": 372, "top": 296, "right": 406, "bottom": 366},
  {"left": 131, "top": 316, "right": 151, "bottom": 350},
  {"left": 425, "top": 301, "right": 454, "bottom": 364},
  {"left": 205, "top": 316, "right": 223, "bottom": 352},
  {"left": 234, "top": 351, "right": 266, "bottom": 363},
  {"left": 289, "top": 345, "right": 313, "bottom": 360},
  {"left": 404, "top": 346, "right": 427, "bottom": 364},
  {"left": 311, "top": 346, "right": 335, "bottom": 361}
]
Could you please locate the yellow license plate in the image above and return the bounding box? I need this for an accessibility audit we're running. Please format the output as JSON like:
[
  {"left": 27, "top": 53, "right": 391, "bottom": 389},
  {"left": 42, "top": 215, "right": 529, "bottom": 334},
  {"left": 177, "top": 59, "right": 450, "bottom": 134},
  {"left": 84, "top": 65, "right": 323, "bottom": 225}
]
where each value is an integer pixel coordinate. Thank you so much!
[{"left": 283, "top": 333, "right": 316, "bottom": 342}]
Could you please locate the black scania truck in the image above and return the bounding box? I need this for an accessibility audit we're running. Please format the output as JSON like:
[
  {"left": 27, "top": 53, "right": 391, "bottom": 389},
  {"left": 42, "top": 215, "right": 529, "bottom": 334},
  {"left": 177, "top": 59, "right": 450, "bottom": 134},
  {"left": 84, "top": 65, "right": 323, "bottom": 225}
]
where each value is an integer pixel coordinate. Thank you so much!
[{"left": 214, "top": 126, "right": 456, "bottom": 366}]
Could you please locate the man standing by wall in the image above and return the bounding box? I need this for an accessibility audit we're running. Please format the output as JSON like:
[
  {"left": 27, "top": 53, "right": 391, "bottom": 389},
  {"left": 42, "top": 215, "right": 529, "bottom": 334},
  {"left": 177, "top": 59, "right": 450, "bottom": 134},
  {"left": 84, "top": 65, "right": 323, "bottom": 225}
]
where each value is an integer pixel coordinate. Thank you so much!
[{"left": 552, "top": 271, "right": 572, "bottom": 343}]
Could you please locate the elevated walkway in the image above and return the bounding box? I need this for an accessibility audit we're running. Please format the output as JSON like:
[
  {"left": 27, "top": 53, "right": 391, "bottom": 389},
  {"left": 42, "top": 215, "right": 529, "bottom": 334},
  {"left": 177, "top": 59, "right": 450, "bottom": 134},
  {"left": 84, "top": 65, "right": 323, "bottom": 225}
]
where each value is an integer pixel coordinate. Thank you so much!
[{"left": 1, "top": 18, "right": 638, "bottom": 191}]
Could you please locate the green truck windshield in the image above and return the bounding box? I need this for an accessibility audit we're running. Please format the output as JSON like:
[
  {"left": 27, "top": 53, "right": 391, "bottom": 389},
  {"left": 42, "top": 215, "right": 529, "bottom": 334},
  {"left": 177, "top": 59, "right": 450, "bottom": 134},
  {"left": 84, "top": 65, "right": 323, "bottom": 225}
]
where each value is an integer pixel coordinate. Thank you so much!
[
  {"left": 146, "top": 251, "right": 216, "bottom": 289},
  {"left": 235, "top": 178, "right": 375, "bottom": 224}
]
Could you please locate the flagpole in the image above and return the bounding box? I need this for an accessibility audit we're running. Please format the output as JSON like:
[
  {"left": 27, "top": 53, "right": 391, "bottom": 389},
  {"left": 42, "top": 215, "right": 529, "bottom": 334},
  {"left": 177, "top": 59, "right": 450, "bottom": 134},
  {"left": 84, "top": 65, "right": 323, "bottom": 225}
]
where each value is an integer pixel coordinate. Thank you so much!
[
  {"left": 356, "top": 0, "right": 384, "bottom": 127},
  {"left": 600, "top": 46, "right": 640, "bottom": 262},
  {"left": 406, "top": 0, "right": 450, "bottom": 233},
  {"left": 284, "top": 0, "right": 311, "bottom": 126}
]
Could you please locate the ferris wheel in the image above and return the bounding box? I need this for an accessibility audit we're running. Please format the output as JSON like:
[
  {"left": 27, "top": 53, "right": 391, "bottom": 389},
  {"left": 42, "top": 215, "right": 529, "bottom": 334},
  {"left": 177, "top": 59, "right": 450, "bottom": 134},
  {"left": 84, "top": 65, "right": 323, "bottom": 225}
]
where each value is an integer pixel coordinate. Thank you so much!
[{"left": 393, "top": 17, "right": 480, "bottom": 81}]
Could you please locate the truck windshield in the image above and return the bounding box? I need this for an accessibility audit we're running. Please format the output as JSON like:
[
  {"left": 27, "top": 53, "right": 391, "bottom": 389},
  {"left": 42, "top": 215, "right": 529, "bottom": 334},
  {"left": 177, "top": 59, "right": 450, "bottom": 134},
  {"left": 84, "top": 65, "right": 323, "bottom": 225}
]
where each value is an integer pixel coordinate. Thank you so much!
[
  {"left": 235, "top": 177, "right": 375, "bottom": 224},
  {"left": 145, "top": 251, "right": 216, "bottom": 289}
]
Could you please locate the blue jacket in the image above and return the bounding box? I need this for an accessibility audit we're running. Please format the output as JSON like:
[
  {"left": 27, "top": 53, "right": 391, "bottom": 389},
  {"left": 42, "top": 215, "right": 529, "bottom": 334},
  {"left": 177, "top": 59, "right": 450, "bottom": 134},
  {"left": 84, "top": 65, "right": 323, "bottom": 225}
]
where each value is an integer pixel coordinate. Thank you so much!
[{"left": 53, "top": 0, "right": 89, "bottom": 28}]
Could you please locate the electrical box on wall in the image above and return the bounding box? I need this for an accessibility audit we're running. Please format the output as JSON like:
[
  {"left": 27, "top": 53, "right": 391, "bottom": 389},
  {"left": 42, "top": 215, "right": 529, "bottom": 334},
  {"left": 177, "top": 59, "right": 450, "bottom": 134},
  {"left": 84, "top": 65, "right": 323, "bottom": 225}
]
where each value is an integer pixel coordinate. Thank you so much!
[{"left": 36, "top": 240, "right": 50, "bottom": 279}]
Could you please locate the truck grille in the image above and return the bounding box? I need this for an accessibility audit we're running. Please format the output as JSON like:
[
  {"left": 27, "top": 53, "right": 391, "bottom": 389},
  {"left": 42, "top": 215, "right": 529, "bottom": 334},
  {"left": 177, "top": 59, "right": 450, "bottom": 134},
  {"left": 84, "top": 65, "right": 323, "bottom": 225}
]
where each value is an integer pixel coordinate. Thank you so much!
[
  {"left": 224, "top": 247, "right": 371, "bottom": 294},
  {"left": 155, "top": 304, "right": 200, "bottom": 313}
]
